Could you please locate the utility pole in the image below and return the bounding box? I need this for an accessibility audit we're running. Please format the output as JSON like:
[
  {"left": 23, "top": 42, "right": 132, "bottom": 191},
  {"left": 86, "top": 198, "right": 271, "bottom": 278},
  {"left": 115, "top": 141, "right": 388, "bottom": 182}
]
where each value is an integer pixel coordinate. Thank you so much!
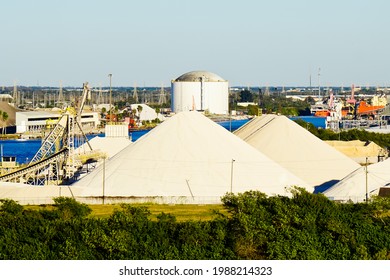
[
  {"left": 13, "top": 82, "right": 18, "bottom": 107},
  {"left": 229, "top": 110, "right": 232, "bottom": 132},
  {"left": 133, "top": 82, "right": 138, "bottom": 103},
  {"left": 365, "top": 157, "right": 368, "bottom": 203},
  {"left": 98, "top": 83, "right": 102, "bottom": 105},
  {"left": 108, "top": 74, "right": 112, "bottom": 122},
  {"left": 318, "top": 68, "right": 321, "bottom": 98},
  {"left": 230, "top": 159, "right": 235, "bottom": 193},
  {"left": 58, "top": 80, "right": 64, "bottom": 105},
  {"left": 102, "top": 157, "right": 105, "bottom": 205}
]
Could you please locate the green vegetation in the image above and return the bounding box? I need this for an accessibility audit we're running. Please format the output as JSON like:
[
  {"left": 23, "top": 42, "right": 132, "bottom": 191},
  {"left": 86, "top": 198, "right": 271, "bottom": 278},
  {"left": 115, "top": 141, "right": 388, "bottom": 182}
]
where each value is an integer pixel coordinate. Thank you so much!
[
  {"left": 26, "top": 203, "right": 225, "bottom": 221},
  {"left": 294, "top": 119, "right": 390, "bottom": 149},
  {"left": 2, "top": 189, "right": 390, "bottom": 260},
  {"left": 0, "top": 109, "right": 9, "bottom": 134},
  {"left": 258, "top": 95, "right": 311, "bottom": 116},
  {"left": 231, "top": 90, "right": 312, "bottom": 116}
]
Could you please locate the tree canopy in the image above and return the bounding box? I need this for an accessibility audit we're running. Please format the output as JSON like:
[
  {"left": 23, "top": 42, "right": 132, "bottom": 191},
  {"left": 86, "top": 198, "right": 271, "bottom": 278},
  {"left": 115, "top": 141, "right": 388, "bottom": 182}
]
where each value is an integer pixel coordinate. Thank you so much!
[{"left": 1, "top": 190, "right": 390, "bottom": 260}]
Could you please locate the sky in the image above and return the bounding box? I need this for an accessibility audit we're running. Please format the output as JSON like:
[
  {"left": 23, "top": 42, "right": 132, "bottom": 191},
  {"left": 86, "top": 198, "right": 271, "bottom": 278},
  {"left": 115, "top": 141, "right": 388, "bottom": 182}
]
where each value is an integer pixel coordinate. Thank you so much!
[{"left": 1, "top": 0, "right": 390, "bottom": 88}]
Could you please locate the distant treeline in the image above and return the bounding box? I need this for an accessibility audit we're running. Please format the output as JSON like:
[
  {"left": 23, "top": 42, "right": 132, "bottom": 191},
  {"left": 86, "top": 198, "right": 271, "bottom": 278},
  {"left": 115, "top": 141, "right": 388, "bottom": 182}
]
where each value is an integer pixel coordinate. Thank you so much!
[
  {"left": 1, "top": 189, "right": 390, "bottom": 260},
  {"left": 294, "top": 119, "right": 390, "bottom": 149},
  {"left": 232, "top": 93, "right": 312, "bottom": 116}
]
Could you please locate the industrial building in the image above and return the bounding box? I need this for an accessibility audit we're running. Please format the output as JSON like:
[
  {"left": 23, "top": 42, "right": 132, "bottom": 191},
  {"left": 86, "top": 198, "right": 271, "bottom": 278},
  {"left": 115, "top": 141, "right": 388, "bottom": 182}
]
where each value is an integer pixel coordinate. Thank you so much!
[
  {"left": 171, "top": 70, "right": 229, "bottom": 114},
  {"left": 15, "top": 110, "right": 100, "bottom": 133}
]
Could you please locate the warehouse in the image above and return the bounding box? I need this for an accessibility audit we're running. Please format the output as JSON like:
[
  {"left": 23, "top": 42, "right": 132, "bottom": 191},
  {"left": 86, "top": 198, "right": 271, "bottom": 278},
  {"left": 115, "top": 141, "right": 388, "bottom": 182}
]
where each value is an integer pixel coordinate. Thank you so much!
[{"left": 15, "top": 111, "right": 100, "bottom": 133}]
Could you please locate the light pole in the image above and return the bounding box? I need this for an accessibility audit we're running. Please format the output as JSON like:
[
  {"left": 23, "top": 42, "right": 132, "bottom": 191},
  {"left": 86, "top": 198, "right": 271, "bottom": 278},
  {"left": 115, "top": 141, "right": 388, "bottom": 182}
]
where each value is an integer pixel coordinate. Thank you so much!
[
  {"left": 102, "top": 157, "right": 105, "bottom": 205},
  {"left": 108, "top": 73, "right": 112, "bottom": 122},
  {"left": 365, "top": 157, "right": 368, "bottom": 203},
  {"left": 229, "top": 110, "right": 232, "bottom": 132},
  {"left": 318, "top": 68, "right": 321, "bottom": 98},
  {"left": 230, "top": 159, "right": 235, "bottom": 193}
]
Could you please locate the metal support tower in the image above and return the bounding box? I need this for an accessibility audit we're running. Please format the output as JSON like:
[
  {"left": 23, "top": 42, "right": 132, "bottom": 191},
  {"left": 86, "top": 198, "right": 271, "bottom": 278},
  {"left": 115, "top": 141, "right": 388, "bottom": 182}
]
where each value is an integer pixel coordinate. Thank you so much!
[
  {"left": 0, "top": 82, "right": 93, "bottom": 185},
  {"left": 158, "top": 84, "right": 166, "bottom": 105},
  {"left": 108, "top": 74, "right": 112, "bottom": 120},
  {"left": 29, "top": 115, "right": 68, "bottom": 164},
  {"left": 133, "top": 82, "right": 138, "bottom": 103},
  {"left": 98, "top": 84, "right": 103, "bottom": 105},
  {"left": 65, "top": 113, "right": 78, "bottom": 179},
  {"left": 58, "top": 80, "right": 64, "bottom": 105},
  {"left": 13, "top": 82, "right": 18, "bottom": 107},
  {"left": 318, "top": 67, "right": 321, "bottom": 98}
]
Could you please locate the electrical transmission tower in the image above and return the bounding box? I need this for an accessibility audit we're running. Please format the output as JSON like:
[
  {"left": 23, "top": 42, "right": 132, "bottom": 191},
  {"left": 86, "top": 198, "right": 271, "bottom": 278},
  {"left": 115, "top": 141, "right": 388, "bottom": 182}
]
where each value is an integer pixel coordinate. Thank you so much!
[
  {"left": 158, "top": 84, "right": 167, "bottom": 105},
  {"left": 13, "top": 82, "right": 18, "bottom": 107},
  {"left": 98, "top": 84, "right": 103, "bottom": 105},
  {"left": 58, "top": 80, "right": 64, "bottom": 105},
  {"left": 133, "top": 82, "right": 138, "bottom": 103}
]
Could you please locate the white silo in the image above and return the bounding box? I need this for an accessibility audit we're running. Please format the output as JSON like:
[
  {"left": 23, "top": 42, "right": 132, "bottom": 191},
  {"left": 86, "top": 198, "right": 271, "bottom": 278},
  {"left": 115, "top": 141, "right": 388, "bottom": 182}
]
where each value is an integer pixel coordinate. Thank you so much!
[{"left": 171, "top": 70, "right": 229, "bottom": 114}]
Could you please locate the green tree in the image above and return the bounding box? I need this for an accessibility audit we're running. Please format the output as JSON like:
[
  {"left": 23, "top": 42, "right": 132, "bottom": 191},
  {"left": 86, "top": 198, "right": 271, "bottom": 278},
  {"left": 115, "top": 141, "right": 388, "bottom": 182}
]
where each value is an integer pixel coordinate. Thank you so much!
[
  {"left": 137, "top": 105, "right": 143, "bottom": 125},
  {"left": 221, "top": 189, "right": 390, "bottom": 260},
  {"left": 239, "top": 89, "right": 254, "bottom": 102},
  {"left": 52, "top": 197, "right": 92, "bottom": 220},
  {"left": 0, "top": 199, "right": 24, "bottom": 215},
  {"left": 247, "top": 104, "right": 260, "bottom": 116},
  {"left": 0, "top": 110, "right": 7, "bottom": 134},
  {"left": 2, "top": 111, "right": 6, "bottom": 121}
]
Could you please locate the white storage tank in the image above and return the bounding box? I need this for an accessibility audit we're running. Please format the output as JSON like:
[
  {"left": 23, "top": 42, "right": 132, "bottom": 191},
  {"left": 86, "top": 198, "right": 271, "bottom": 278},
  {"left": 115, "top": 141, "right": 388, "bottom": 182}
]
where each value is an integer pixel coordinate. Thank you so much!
[{"left": 171, "top": 70, "right": 228, "bottom": 114}]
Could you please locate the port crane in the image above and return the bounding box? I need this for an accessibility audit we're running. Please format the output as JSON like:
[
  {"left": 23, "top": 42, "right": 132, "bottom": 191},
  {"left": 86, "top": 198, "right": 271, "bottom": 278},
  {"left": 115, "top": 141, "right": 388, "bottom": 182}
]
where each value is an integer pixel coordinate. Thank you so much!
[{"left": 0, "top": 82, "right": 101, "bottom": 185}]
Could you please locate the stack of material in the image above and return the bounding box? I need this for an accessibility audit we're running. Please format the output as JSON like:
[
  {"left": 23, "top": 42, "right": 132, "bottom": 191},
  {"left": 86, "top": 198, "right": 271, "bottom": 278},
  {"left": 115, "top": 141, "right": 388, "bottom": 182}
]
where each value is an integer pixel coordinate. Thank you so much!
[
  {"left": 0, "top": 136, "right": 132, "bottom": 205},
  {"left": 325, "top": 140, "right": 388, "bottom": 165},
  {"left": 0, "top": 182, "right": 78, "bottom": 205},
  {"left": 72, "top": 111, "right": 311, "bottom": 204},
  {"left": 130, "top": 104, "right": 165, "bottom": 122},
  {"left": 75, "top": 136, "right": 132, "bottom": 159},
  {"left": 323, "top": 158, "right": 390, "bottom": 202},
  {"left": 233, "top": 114, "right": 361, "bottom": 190}
]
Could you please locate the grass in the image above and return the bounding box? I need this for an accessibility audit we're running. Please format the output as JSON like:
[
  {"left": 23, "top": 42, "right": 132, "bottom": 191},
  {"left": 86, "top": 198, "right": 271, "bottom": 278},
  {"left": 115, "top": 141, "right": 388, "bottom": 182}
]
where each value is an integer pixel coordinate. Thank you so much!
[
  {"left": 88, "top": 203, "right": 227, "bottom": 221},
  {"left": 25, "top": 203, "right": 227, "bottom": 222}
]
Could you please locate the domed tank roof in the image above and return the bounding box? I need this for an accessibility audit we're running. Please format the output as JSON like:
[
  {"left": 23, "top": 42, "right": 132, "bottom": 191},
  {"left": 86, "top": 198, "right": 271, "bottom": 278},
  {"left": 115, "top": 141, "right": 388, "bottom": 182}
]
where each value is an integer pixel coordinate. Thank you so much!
[{"left": 174, "top": 71, "right": 226, "bottom": 82}]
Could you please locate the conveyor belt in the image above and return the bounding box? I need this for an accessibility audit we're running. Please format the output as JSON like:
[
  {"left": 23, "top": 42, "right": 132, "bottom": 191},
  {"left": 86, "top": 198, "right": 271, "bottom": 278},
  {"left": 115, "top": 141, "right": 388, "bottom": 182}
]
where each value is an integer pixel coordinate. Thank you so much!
[{"left": 0, "top": 148, "right": 68, "bottom": 183}]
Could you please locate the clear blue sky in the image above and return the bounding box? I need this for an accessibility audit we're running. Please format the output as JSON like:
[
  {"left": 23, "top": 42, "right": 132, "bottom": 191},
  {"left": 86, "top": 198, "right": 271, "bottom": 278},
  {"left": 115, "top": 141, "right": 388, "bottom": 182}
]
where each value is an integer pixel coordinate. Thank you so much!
[{"left": 1, "top": 0, "right": 389, "bottom": 88}]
